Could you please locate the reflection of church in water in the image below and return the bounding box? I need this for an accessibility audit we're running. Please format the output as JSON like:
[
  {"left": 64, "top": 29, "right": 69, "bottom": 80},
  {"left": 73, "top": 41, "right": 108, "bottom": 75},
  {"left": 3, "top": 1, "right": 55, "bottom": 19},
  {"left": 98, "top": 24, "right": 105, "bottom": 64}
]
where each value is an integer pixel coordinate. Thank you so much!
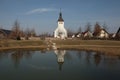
[{"left": 54, "top": 50, "right": 66, "bottom": 71}]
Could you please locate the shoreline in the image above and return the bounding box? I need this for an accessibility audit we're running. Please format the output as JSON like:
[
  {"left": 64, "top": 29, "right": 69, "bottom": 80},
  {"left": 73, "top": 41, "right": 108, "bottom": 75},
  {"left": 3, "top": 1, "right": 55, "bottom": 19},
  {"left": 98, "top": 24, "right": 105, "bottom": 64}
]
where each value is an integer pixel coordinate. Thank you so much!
[
  {"left": 0, "top": 45, "right": 120, "bottom": 55},
  {"left": 0, "top": 40, "right": 120, "bottom": 55}
]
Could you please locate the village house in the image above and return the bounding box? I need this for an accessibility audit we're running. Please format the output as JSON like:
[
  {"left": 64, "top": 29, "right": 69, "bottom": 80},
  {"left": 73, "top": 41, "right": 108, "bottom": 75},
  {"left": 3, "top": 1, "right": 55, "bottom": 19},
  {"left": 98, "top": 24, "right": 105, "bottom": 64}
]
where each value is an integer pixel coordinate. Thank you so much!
[
  {"left": 93, "top": 28, "right": 109, "bottom": 39},
  {"left": 71, "top": 31, "right": 93, "bottom": 39},
  {"left": 0, "top": 29, "right": 12, "bottom": 39},
  {"left": 82, "top": 30, "right": 93, "bottom": 38},
  {"left": 71, "top": 32, "right": 81, "bottom": 38},
  {"left": 115, "top": 27, "right": 120, "bottom": 39}
]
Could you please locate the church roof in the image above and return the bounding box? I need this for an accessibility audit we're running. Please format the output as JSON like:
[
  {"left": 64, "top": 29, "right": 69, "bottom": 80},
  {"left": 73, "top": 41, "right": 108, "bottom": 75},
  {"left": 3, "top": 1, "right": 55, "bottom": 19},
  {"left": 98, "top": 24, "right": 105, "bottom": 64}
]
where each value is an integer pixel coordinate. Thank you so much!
[{"left": 58, "top": 12, "right": 64, "bottom": 22}]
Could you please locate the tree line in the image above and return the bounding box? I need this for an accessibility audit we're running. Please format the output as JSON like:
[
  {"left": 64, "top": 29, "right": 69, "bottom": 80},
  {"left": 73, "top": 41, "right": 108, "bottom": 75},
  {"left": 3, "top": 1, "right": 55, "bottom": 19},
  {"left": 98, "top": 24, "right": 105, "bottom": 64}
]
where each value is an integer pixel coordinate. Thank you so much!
[{"left": 9, "top": 20, "right": 36, "bottom": 40}]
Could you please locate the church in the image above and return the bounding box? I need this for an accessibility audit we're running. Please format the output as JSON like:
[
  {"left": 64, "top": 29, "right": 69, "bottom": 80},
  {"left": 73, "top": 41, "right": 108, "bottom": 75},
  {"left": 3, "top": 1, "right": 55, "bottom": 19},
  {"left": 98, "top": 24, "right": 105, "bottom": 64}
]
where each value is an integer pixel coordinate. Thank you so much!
[{"left": 54, "top": 11, "right": 67, "bottom": 39}]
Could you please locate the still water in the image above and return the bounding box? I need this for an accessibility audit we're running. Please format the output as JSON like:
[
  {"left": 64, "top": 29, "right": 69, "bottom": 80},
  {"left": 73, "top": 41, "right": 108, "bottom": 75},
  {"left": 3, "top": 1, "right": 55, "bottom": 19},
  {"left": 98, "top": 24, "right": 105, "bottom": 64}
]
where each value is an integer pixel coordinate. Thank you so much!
[{"left": 0, "top": 49, "right": 120, "bottom": 80}]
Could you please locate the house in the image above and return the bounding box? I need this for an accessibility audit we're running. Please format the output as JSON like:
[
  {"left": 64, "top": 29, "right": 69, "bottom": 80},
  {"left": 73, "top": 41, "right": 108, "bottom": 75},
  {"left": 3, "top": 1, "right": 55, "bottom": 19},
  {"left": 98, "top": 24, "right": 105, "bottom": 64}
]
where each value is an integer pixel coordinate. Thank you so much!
[
  {"left": 82, "top": 30, "right": 93, "bottom": 38},
  {"left": 115, "top": 27, "right": 120, "bottom": 39},
  {"left": 71, "top": 31, "right": 93, "bottom": 39},
  {"left": 93, "top": 28, "right": 109, "bottom": 39},
  {"left": 72, "top": 33, "right": 81, "bottom": 38},
  {"left": 0, "top": 29, "right": 12, "bottom": 39}
]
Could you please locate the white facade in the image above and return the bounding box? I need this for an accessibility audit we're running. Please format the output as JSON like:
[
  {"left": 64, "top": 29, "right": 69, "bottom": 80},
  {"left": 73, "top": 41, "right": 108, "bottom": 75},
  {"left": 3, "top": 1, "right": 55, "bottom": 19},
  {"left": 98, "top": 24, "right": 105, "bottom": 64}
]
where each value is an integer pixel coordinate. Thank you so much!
[
  {"left": 54, "top": 12, "right": 67, "bottom": 39},
  {"left": 84, "top": 31, "right": 93, "bottom": 38},
  {"left": 98, "top": 29, "right": 109, "bottom": 38}
]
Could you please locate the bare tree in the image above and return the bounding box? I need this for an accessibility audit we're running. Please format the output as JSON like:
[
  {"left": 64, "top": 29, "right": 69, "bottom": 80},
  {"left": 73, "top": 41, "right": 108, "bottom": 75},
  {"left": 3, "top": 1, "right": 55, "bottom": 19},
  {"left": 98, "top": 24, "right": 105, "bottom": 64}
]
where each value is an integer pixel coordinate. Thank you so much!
[
  {"left": 30, "top": 28, "right": 36, "bottom": 37},
  {"left": 67, "top": 28, "right": 75, "bottom": 37},
  {"left": 24, "top": 27, "right": 31, "bottom": 40},
  {"left": 24, "top": 27, "right": 37, "bottom": 40},
  {"left": 103, "top": 22, "right": 108, "bottom": 30},
  {"left": 93, "top": 22, "right": 101, "bottom": 37},
  {"left": 94, "top": 22, "right": 101, "bottom": 32},
  {"left": 85, "top": 22, "right": 92, "bottom": 32},
  {"left": 10, "top": 20, "right": 21, "bottom": 40},
  {"left": 77, "top": 26, "right": 82, "bottom": 33}
]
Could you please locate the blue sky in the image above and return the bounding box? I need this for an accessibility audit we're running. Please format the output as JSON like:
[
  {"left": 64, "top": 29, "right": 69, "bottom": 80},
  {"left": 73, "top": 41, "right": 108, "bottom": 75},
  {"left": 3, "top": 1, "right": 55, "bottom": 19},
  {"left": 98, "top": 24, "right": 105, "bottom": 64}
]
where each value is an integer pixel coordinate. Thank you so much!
[{"left": 0, "top": 0, "right": 120, "bottom": 34}]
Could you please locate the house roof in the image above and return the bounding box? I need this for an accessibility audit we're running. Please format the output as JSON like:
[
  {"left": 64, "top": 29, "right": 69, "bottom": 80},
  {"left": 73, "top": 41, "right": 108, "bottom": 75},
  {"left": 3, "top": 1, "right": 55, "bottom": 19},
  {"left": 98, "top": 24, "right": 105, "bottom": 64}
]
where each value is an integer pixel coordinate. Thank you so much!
[
  {"left": 116, "top": 27, "right": 120, "bottom": 34},
  {"left": 93, "top": 28, "right": 109, "bottom": 36},
  {"left": 115, "top": 27, "right": 120, "bottom": 38},
  {"left": 0, "top": 29, "right": 12, "bottom": 35}
]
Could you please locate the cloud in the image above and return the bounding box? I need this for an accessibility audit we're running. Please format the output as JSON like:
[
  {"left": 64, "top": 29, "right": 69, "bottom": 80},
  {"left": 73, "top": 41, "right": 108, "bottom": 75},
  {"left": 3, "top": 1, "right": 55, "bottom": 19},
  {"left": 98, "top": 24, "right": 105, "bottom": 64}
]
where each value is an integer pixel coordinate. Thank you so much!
[{"left": 26, "top": 8, "right": 57, "bottom": 15}]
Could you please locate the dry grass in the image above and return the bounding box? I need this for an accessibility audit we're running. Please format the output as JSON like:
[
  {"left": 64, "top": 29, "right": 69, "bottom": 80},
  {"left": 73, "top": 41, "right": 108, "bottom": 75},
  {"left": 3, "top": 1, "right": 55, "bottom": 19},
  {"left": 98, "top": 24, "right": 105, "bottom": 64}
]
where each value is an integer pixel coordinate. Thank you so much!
[
  {"left": 57, "top": 45, "right": 120, "bottom": 55},
  {"left": 0, "top": 39, "right": 120, "bottom": 55},
  {"left": 53, "top": 39, "right": 120, "bottom": 55},
  {"left": 0, "top": 40, "right": 45, "bottom": 47},
  {"left": 53, "top": 39, "right": 120, "bottom": 46}
]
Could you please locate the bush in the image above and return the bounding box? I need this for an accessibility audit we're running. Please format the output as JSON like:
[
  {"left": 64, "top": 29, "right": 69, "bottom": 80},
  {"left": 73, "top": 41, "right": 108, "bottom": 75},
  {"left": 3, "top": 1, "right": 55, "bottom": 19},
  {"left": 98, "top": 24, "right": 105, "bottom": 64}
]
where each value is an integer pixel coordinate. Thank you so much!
[{"left": 16, "top": 36, "right": 21, "bottom": 40}]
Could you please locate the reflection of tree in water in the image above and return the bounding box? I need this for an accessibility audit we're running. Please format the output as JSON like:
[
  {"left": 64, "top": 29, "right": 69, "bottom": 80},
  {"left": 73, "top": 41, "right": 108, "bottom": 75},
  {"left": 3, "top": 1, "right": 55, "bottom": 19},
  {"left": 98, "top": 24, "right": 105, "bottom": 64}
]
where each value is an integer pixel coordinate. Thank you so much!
[
  {"left": 76, "top": 50, "right": 82, "bottom": 60},
  {"left": 41, "top": 49, "right": 46, "bottom": 53},
  {"left": 103, "top": 54, "right": 120, "bottom": 65},
  {"left": 118, "top": 56, "right": 120, "bottom": 60},
  {"left": 11, "top": 50, "right": 24, "bottom": 68},
  {"left": 65, "top": 51, "right": 73, "bottom": 60},
  {"left": 94, "top": 52, "right": 102, "bottom": 66},
  {"left": 24, "top": 51, "right": 33, "bottom": 59},
  {"left": 0, "top": 51, "right": 12, "bottom": 60},
  {"left": 0, "top": 52, "right": 3, "bottom": 60},
  {"left": 85, "top": 51, "right": 92, "bottom": 64},
  {"left": 76, "top": 50, "right": 93, "bottom": 65},
  {"left": 76, "top": 50, "right": 102, "bottom": 66},
  {"left": 11, "top": 50, "right": 34, "bottom": 68}
]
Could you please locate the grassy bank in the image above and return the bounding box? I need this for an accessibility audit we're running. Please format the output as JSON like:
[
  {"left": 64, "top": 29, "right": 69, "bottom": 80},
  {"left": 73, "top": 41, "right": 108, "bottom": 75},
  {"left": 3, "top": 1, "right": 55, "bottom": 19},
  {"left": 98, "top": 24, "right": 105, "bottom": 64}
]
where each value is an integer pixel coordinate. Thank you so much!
[
  {"left": 53, "top": 39, "right": 120, "bottom": 46},
  {"left": 54, "top": 40, "right": 120, "bottom": 55},
  {"left": 0, "top": 40, "right": 45, "bottom": 47},
  {"left": 0, "top": 39, "right": 120, "bottom": 55}
]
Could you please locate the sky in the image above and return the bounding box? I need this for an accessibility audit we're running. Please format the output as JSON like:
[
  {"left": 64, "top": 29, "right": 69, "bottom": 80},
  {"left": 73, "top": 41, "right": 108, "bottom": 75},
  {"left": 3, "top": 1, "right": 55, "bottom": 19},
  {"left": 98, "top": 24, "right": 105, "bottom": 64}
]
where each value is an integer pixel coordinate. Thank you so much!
[{"left": 0, "top": 0, "right": 120, "bottom": 34}]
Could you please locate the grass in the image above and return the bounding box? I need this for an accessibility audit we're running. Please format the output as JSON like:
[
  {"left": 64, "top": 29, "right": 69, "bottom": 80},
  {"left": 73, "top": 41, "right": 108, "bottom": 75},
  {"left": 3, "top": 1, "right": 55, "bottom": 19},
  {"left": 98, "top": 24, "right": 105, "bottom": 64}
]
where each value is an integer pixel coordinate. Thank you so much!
[
  {"left": 0, "top": 39, "right": 120, "bottom": 55},
  {"left": 53, "top": 39, "right": 120, "bottom": 46},
  {"left": 0, "top": 40, "right": 45, "bottom": 47},
  {"left": 53, "top": 39, "right": 120, "bottom": 55}
]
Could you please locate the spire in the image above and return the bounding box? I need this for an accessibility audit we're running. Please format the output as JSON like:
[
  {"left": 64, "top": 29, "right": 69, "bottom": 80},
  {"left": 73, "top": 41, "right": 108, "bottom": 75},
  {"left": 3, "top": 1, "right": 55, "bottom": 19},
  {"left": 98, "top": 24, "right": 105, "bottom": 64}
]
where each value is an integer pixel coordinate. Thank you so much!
[{"left": 58, "top": 9, "right": 64, "bottom": 22}]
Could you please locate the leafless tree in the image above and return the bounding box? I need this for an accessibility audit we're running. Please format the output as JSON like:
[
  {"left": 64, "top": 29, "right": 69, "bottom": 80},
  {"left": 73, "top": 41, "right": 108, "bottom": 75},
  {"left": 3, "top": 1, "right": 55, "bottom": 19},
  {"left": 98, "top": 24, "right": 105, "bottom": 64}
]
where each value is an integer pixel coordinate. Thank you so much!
[
  {"left": 67, "top": 28, "right": 75, "bottom": 37},
  {"left": 77, "top": 26, "right": 82, "bottom": 33},
  {"left": 24, "top": 27, "right": 31, "bottom": 40},
  {"left": 85, "top": 22, "right": 92, "bottom": 32},
  {"left": 30, "top": 28, "right": 36, "bottom": 37},
  {"left": 93, "top": 22, "right": 101, "bottom": 37},
  {"left": 94, "top": 22, "right": 101, "bottom": 32},
  {"left": 103, "top": 22, "right": 108, "bottom": 30},
  {"left": 10, "top": 20, "right": 21, "bottom": 40}
]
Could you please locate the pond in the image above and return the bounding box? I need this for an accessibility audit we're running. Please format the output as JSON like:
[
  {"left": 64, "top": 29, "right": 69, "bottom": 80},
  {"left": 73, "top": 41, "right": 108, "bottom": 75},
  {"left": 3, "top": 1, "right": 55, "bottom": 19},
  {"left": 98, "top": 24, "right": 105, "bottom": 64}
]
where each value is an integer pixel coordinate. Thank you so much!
[{"left": 0, "top": 49, "right": 120, "bottom": 80}]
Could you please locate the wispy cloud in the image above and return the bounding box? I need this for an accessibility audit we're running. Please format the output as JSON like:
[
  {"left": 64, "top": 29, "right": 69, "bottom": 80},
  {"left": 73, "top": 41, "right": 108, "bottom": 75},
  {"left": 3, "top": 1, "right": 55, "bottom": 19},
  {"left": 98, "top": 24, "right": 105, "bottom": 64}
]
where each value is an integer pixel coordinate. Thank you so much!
[{"left": 26, "top": 8, "right": 57, "bottom": 15}]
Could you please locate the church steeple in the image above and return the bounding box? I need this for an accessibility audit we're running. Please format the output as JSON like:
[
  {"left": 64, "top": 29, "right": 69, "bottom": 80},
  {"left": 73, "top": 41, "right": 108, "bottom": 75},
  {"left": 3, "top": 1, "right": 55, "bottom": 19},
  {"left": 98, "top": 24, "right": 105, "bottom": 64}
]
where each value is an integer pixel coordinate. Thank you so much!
[{"left": 58, "top": 9, "right": 64, "bottom": 22}]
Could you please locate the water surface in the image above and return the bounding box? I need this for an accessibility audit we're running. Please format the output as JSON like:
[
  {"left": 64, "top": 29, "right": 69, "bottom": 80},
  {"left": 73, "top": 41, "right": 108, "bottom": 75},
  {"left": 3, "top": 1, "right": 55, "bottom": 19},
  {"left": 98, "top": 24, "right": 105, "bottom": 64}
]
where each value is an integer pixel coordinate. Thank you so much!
[{"left": 0, "top": 49, "right": 120, "bottom": 80}]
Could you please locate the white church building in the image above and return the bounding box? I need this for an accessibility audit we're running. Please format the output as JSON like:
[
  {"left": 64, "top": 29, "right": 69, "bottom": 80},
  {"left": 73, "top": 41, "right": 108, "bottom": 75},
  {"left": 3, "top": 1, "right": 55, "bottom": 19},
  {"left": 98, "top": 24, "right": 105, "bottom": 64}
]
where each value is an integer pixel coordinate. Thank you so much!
[{"left": 54, "top": 11, "right": 67, "bottom": 39}]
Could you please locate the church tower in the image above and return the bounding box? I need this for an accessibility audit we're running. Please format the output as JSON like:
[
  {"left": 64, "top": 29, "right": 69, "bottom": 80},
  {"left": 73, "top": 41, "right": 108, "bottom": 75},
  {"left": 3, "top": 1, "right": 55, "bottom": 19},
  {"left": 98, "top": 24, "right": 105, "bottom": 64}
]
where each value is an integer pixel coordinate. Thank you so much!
[{"left": 54, "top": 10, "right": 67, "bottom": 39}]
